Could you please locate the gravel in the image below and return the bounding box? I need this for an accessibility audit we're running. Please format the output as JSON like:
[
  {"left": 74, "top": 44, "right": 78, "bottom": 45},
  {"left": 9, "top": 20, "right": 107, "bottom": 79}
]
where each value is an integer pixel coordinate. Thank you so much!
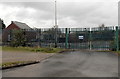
[{"left": 2, "top": 51, "right": 55, "bottom": 63}]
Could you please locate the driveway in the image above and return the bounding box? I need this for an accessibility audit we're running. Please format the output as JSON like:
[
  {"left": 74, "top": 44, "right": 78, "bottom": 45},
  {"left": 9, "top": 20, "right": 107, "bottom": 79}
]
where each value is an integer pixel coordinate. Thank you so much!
[{"left": 3, "top": 51, "right": 118, "bottom": 77}]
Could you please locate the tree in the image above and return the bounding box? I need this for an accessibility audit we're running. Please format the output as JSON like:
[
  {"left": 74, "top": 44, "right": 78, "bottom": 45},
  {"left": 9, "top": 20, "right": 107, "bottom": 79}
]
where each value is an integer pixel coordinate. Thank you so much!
[
  {"left": 99, "top": 24, "right": 105, "bottom": 30},
  {"left": 41, "top": 27, "right": 62, "bottom": 47},
  {"left": 10, "top": 30, "right": 26, "bottom": 47},
  {"left": 0, "top": 19, "right": 6, "bottom": 29},
  {"left": 42, "top": 28, "right": 62, "bottom": 42},
  {"left": 101, "top": 24, "right": 105, "bottom": 27}
]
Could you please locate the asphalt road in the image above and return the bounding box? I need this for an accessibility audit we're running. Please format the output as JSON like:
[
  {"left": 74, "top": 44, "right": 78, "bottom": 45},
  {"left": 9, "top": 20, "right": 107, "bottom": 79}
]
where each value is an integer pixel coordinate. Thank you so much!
[{"left": 3, "top": 51, "right": 118, "bottom": 77}]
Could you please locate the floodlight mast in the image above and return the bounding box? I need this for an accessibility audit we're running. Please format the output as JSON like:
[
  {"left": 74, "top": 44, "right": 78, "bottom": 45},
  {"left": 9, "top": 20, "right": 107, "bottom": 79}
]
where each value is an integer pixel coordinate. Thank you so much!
[
  {"left": 55, "top": 0, "right": 58, "bottom": 28},
  {"left": 54, "top": 0, "right": 58, "bottom": 48}
]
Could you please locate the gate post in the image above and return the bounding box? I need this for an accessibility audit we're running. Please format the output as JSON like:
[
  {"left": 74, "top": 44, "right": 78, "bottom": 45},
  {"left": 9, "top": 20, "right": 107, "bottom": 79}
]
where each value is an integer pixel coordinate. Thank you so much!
[
  {"left": 38, "top": 29, "right": 41, "bottom": 47},
  {"left": 65, "top": 28, "right": 68, "bottom": 49},
  {"left": 68, "top": 28, "right": 70, "bottom": 49},
  {"left": 55, "top": 28, "right": 58, "bottom": 48},
  {"left": 89, "top": 28, "right": 92, "bottom": 50},
  {"left": 115, "top": 26, "right": 119, "bottom": 51}
]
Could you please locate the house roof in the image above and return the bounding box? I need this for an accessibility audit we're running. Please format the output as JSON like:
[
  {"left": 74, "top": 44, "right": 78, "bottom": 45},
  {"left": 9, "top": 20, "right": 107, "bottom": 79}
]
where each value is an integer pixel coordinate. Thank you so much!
[{"left": 13, "top": 21, "right": 31, "bottom": 29}]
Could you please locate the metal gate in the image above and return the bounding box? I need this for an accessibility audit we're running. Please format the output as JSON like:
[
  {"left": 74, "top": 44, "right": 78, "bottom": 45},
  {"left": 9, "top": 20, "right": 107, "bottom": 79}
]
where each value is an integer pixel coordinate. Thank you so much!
[
  {"left": 91, "top": 26, "right": 115, "bottom": 50},
  {"left": 68, "top": 28, "right": 90, "bottom": 49},
  {"left": 64, "top": 27, "right": 116, "bottom": 50},
  {"left": 2, "top": 26, "right": 119, "bottom": 51}
]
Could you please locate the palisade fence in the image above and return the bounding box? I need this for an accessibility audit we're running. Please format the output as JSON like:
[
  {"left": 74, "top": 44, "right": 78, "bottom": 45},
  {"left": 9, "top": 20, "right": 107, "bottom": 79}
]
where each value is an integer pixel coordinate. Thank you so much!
[{"left": 2, "top": 26, "right": 120, "bottom": 51}]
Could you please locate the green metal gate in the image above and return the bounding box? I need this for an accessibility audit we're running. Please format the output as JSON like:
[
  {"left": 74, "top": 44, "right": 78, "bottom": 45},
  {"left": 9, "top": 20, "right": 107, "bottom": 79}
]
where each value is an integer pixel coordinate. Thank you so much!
[
  {"left": 91, "top": 26, "right": 115, "bottom": 50},
  {"left": 3, "top": 26, "right": 119, "bottom": 51},
  {"left": 64, "top": 26, "right": 117, "bottom": 50},
  {"left": 68, "top": 28, "right": 90, "bottom": 49},
  {"left": 118, "top": 26, "right": 120, "bottom": 51}
]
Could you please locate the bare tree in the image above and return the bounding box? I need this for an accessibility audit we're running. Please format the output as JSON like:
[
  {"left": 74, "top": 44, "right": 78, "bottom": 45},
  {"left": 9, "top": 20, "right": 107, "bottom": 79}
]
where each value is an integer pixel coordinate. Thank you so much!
[{"left": 99, "top": 24, "right": 105, "bottom": 30}]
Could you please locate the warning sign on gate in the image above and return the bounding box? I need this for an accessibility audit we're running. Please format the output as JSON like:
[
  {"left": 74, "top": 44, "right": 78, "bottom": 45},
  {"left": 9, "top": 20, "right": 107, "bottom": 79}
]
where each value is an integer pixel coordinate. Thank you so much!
[{"left": 79, "top": 36, "right": 84, "bottom": 39}]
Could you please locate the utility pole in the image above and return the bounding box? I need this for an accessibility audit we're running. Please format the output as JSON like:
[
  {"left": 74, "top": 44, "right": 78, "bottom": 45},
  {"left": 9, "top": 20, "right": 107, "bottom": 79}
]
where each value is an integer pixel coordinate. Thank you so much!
[
  {"left": 54, "top": 0, "right": 58, "bottom": 48},
  {"left": 55, "top": 0, "right": 58, "bottom": 28}
]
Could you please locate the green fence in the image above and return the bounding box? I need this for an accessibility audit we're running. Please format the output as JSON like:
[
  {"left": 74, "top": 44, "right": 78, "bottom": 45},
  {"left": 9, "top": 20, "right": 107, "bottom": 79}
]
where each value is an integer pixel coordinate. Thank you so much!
[
  {"left": 118, "top": 26, "right": 120, "bottom": 51},
  {"left": 2, "top": 26, "right": 119, "bottom": 51},
  {"left": 91, "top": 26, "right": 115, "bottom": 50}
]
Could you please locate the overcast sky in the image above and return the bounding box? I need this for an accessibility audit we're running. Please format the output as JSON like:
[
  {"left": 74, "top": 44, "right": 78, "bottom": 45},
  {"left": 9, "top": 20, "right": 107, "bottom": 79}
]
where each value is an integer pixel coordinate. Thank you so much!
[{"left": 0, "top": 0, "right": 119, "bottom": 28}]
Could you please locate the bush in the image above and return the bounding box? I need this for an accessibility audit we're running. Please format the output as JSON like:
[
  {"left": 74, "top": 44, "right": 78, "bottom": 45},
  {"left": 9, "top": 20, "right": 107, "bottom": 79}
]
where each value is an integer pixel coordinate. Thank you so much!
[
  {"left": 110, "top": 40, "right": 120, "bottom": 51},
  {"left": 10, "top": 30, "right": 26, "bottom": 47},
  {"left": 110, "top": 41, "right": 116, "bottom": 51}
]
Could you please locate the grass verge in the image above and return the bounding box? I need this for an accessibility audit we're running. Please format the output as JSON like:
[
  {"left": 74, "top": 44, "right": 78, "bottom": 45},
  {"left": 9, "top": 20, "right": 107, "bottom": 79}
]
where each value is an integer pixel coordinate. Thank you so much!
[
  {"left": 1, "top": 61, "right": 39, "bottom": 69},
  {"left": 112, "top": 51, "right": 120, "bottom": 55},
  {"left": 2, "top": 46, "right": 67, "bottom": 53},
  {"left": 96, "top": 50, "right": 120, "bottom": 55}
]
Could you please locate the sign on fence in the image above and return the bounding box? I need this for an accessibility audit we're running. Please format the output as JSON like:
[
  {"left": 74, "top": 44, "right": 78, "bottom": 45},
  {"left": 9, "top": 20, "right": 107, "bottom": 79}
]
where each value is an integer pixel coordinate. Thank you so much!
[{"left": 79, "top": 36, "right": 84, "bottom": 39}]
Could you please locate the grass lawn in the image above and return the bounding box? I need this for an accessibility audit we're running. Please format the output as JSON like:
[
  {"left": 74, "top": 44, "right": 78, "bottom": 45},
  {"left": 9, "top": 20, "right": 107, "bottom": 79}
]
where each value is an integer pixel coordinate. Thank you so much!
[
  {"left": 115, "top": 51, "right": 120, "bottom": 53},
  {"left": 112, "top": 51, "right": 120, "bottom": 56},
  {"left": 2, "top": 46, "right": 66, "bottom": 53},
  {"left": 0, "top": 46, "right": 1, "bottom": 51},
  {"left": 1, "top": 61, "right": 38, "bottom": 68}
]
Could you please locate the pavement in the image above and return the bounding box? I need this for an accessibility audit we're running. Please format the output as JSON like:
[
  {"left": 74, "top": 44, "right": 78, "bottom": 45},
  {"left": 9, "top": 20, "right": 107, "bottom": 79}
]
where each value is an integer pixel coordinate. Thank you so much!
[
  {"left": 3, "top": 51, "right": 118, "bottom": 77},
  {"left": 2, "top": 51, "right": 55, "bottom": 63}
]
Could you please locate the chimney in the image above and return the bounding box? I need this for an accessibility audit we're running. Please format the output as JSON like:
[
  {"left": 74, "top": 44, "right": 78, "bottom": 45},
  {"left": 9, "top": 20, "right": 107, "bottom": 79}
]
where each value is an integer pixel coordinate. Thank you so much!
[{"left": 11, "top": 21, "right": 13, "bottom": 23}]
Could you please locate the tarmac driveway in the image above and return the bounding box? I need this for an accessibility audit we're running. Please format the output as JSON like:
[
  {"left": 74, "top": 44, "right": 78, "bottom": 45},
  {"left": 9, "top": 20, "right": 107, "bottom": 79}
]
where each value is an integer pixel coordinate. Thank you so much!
[{"left": 3, "top": 51, "right": 118, "bottom": 77}]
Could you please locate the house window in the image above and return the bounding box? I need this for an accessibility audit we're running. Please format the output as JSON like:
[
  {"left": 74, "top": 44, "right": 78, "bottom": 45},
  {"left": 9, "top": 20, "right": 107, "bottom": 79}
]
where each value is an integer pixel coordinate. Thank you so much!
[{"left": 8, "top": 34, "right": 11, "bottom": 41}]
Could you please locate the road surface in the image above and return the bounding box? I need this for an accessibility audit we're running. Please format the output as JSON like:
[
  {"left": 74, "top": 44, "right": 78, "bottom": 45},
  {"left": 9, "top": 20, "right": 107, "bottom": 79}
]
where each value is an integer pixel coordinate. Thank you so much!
[{"left": 3, "top": 51, "right": 118, "bottom": 77}]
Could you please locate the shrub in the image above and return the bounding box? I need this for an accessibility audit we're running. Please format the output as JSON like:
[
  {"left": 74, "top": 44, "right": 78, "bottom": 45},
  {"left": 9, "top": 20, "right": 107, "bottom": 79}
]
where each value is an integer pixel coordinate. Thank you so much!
[{"left": 10, "top": 30, "right": 26, "bottom": 47}]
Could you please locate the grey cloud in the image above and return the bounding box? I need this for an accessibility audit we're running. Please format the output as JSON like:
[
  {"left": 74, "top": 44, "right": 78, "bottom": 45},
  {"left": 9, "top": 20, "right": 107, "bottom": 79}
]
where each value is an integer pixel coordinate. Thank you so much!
[
  {"left": 1, "top": 2, "right": 55, "bottom": 20},
  {"left": 1, "top": 2, "right": 54, "bottom": 12},
  {"left": 0, "top": 1, "right": 118, "bottom": 28}
]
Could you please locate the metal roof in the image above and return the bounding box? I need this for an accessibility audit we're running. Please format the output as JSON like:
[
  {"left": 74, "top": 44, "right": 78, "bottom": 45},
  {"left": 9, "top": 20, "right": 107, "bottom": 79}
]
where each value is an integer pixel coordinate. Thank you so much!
[{"left": 13, "top": 21, "right": 31, "bottom": 29}]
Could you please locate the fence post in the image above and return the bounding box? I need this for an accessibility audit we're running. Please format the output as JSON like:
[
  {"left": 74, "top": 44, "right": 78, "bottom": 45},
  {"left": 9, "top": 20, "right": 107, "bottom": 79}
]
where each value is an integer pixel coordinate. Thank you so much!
[
  {"left": 65, "top": 28, "right": 68, "bottom": 49},
  {"left": 115, "top": 26, "right": 119, "bottom": 51},
  {"left": 55, "top": 28, "right": 58, "bottom": 48},
  {"left": 89, "top": 28, "right": 92, "bottom": 50},
  {"left": 68, "top": 28, "right": 70, "bottom": 49},
  {"left": 38, "top": 29, "right": 41, "bottom": 47}
]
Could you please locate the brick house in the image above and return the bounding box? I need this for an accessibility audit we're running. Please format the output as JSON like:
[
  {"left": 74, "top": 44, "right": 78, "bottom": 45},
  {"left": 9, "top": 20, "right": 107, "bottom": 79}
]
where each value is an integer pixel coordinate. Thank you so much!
[
  {"left": 0, "top": 19, "right": 2, "bottom": 45},
  {"left": 2, "top": 21, "right": 37, "bottom": 46},
  {"left": 5, "top": 21, "right": 31, "bottom": 30}
]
